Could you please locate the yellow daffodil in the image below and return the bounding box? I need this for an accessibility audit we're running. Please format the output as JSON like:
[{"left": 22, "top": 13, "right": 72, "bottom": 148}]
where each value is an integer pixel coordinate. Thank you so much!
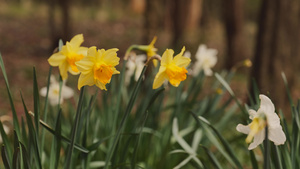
[
  {"left": 153, "top": 47, "right": 191, "bottom": 89},
  {"left": 75, "top": 46, "right": 120, "bottom": 90},
  {"left": 138, "top": 36, "right": 158, "bottom": 66},
  {"left": 48, "top": 34, "right": 88, "bottom": 80}
]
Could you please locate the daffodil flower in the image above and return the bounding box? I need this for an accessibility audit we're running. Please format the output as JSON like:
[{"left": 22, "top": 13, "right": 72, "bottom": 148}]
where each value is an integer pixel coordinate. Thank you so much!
[
  {"left": 236, "top": 94, "right": 286, "bottom": 150},
  {"left": 48, "top": 34, "right": 88, "bottom": 80},
  {"left": 138, "top": 36, "right": 158, "bottom": 66},
  {"left": 75, "top": 46, "right": 120, "bottom": 90},
  {"left": 125, "top": 54, "right": 146, "bottom": 86},
  {"left": 193, "top": 44, "right": 217, "bottom": 76},
  {"left": 39, "top": 75, "right": 74, "bottom": 105},
  {"left": 153, "top": 47, "right": 191, "bottom": 89}
]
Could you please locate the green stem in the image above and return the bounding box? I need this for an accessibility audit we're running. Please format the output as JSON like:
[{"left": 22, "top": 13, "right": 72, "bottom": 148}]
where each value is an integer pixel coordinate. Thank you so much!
[{"left": 263, "top": 126, "right": 269, "bottom": 169}]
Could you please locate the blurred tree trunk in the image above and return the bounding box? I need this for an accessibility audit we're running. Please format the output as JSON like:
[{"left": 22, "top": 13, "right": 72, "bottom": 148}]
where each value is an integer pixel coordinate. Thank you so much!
[
  {"left": 186, "top": 0, "right": 202, "bottom": 31},
  {"left": 48, "top": 0, "right": 71, "bottom": 51},
  {"left": 250, "top": 0, "right": 300, "bottom": 110},
  {"left": 143, "top": 0, "right": 160, "bottom": 43},
  {"left": 170, "top": 0, "right": 190, "bottom": 49},
  {"left": 223, "top": 0, "right": 246, "bottom": 70},
  {"left": 59, "top": 0, "right": 71, "bottom": 42}
]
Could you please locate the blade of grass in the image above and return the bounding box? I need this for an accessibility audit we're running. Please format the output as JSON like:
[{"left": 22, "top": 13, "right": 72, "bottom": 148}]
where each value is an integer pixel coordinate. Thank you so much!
[
  {"left": 200, "top": 145, "right": 223, "bottom": 169},
  {"left": 190, "top": 111, "right": 243, "bottom": 169},
  {"left": 0, "top": 53, "right": 21, "bottom": 139},
  {"left": 29, "top": 111, "right": 89, "bottom": 153},
  {"left": 40, "top": 66, "right": 52, "bottom": 155},
  {"left": 1, "top": 145, "right": 12, "bottom": 169},
  {"left": 20, "top": 93, "right": 42, "bottom": 169},
  {"left": 0, "top": 121, "right": 12, "bottom": 164},
  {"left": 104, "top": 65, "right": 148, "bottom": 169},
  {"left": 65, "top": 86, "right": 86, "bottom": 169},
  {"left": 33, "top": 67, "right": 40, "bottom": 139}
]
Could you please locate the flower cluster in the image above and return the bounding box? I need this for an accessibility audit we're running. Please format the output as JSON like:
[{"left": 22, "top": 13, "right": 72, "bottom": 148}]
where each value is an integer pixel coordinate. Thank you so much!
[{"left": 48, "top": 34, "right": 121, "bottom": 91}]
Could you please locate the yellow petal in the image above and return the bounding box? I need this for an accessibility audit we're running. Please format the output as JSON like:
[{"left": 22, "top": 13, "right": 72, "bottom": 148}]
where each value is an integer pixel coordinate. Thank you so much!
[
  {"left": 59, "top": 62, "right": 69, "bottom": 80},
  {"left": 87, "top": 46, "right": 97, "bottom": 57},
  {"left": 173, "top": 47, "right": 191, "bottom": 67},
  {"left": 95, "top": 80, "right": 107, "bottom": 90},
  {"left": 153, "top": 67, "right": 167, "bottom": 89},
  {"left": 76, "top": 56, "right": 95, "bottom": 74},
  {"left": 78, "top": 72, "right": 95, "bottom": 90},
  {"left": 102, "top": 48, "right": 120, "bottom": 66},
  {"left": 48, "top": 53, "right": 66, "bottom": 66},
  {"left": 69, "top": 34, "right": 84, "bottom": 47},
  {"left": 78, "top": 47, "right": 88, "bottom": 56},
  {"left": 161, "top": 49, "right": 174, "bottom": 66}
]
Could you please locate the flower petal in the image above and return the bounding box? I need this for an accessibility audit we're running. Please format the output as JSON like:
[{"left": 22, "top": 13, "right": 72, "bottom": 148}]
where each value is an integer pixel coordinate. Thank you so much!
[
  {"left": 248, "top": 129, "right": 265, "bottom": 150},
  {"left": 76, "top": 56, "right": 95, "bottom": 74},
  {"left": 268, "top": 127, "right": 286, "bottom": 145},
  {"left": 102, "top": 48, "right": 120, "bottom": 66},
  {"left": 59, "top": 62, "right": 69, "bottom": 80},
  {"left": 61, "top": 86, "right": 74, "bottom": 99},
  {"left": 153, "top": 67, "right": 167, "bottom": 89},
  {"left": 69, "top": 34, "right": 84, "bottom": 47},
  {"left": 236, "top": 124, "right": 250, "bottom": 134},
  {"left": 173, "top": 47, "right": 191, "bottom": 68},
  {"left": 48, "top": 53, "right": 66, "bottom": 66},
  {"left": 78, "top": 72, "right": 95, "bottom": 89},
  {"left": 95, "top": 80, "right": 107, "bottom": 90},
  {"left": 249, "top": 109, "right": 257, "bottom": 120},
  {"left": 258, "top": 94, "right": 275, "bottom": 115},
  {"left": 161, "top": 49, "right": 174, "bottom": 66},
  {"left": 39, "top": 87, "right": 47, "bottom": 97}
]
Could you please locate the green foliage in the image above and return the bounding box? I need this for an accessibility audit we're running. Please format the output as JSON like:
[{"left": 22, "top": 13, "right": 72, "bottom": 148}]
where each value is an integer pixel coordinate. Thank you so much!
[{"left": 0, "top": 48, "right": 298, "bottom": 169}]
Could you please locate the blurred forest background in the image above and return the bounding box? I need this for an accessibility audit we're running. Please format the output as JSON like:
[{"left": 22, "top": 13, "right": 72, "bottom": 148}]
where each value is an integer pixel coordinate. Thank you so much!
[{"left": 0, "top": 0, "right": 300, "bottom": 117}]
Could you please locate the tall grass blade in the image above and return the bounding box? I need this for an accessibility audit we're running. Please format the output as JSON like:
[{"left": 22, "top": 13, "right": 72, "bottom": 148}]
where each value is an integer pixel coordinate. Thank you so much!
[
  {"left": 65, "top": 86, "right": 86, "bottom": 169},
  {"left": 1, "top": 145, "right": 11, "bottom": 169},
  {"left": 104, "top": 65, "right": 148, "bottom": 169},
  {"left": 0, "top": 53, "right": 21, "bottom": 138},
  {"left": 20, "top": 93, "right": 42, "bottom": 169},
  {"left": 0, "top": 121, "right": 12, "bottom": 164}
]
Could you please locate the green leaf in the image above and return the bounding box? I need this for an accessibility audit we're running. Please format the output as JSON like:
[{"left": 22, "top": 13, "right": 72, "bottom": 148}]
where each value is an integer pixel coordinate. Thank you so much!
[
  {"left": 65, "top": 86, "right": 86, "bottom": 169},
  {"left": 1, "top": 145, "right": 12, "bottom": 169},
  {"left": 190, "top": 111, "right": 243, "bottom": 169},
  {"left": 0, "top": 121, "right": 12, "bottom": 164},
  {"left": 104, "top": 65, "right": 148, "bottom": 169},
  {"left": 33, "top": 67, "right": 40, "bottom": 138},
  {"left": 0, "top": 53, "right": 21, "bottom": 139},
  {"left": 20, "top": 93, "right": 42, "bottom": 169},
  {"left": 200, "top": 145, "right": 223, "bottom": 169},
  {"left": 20, "top": 142, "right": 30, "bottom": 169}
]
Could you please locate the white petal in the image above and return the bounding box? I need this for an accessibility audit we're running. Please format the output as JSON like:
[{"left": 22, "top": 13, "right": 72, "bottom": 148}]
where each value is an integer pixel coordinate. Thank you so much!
[
  {"left": 268, "top": 127, "right": 286, "bottom": 145},
  {"left": 39, "top": 87, "right": 47, "bottom": 97},
  {"left": 248, "top": 129, "right": 265, "bottom": 150},
  {"left": 236, "top": 124, "right": 250, "bottom": 134},
  {"left": 248, "top": 109, "right": 257, "bottom": 120},
  {"left": 61, "top": 86, "right": 74, "bottom": 99},
  {"left": 258, "top": 94, "right": 275, "bottom": 115}
]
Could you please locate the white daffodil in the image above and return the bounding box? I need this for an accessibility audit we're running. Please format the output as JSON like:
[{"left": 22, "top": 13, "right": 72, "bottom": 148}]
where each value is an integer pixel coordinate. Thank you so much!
[
  {"left": 236, "top": 94, "right": 286, "bottom": 150},
  {"left": 171, "top": 118, "right": 203, "bottom": 169},
  {"left": 39, "top": 75, "right": 74, "bottom": 105},
  {"left": 192, "top": 44, "right": 217, "bottom": 76},
  {"left": 125, "top": 54, "right": 146, "bottom": 86}
]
